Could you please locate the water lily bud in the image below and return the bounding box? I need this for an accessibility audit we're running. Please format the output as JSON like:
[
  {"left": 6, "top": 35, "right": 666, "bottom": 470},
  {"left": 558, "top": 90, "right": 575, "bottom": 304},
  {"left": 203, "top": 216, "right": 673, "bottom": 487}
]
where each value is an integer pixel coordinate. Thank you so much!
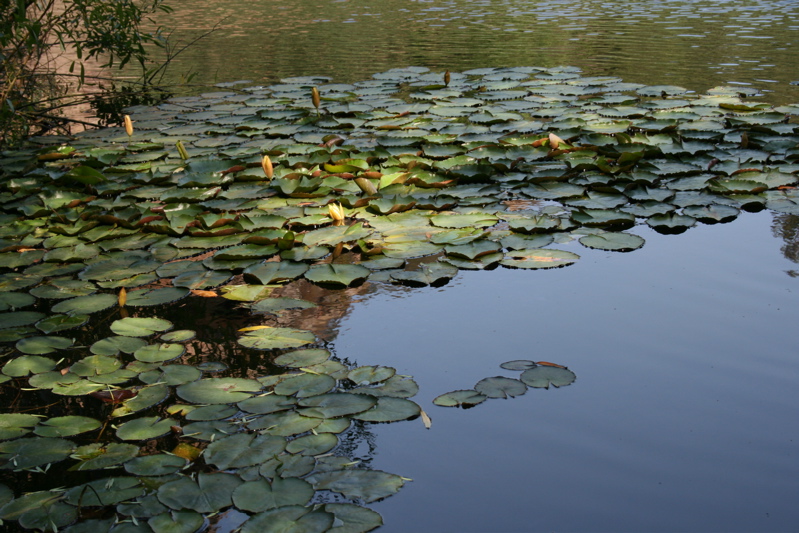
[
  {"left": 124, "top": 115, "right": 133, "bottom": 136},
  {"left": 355, "top": 177, "right": 378, "bottom": 195},
  {"left": 311, "top": 87, "right": 321, "bottom": 110},
  {"left": 444, "top": 70, "right": 451, "bottom": 87},
  {"left": 328, "top": 202, "right": 345, "bottom": 222},
  {"left": 262, "top": 155, "right": 273, "bottom": 179},
  {"left": 176, "top": 140, "right": 189, "bottom": 160}
]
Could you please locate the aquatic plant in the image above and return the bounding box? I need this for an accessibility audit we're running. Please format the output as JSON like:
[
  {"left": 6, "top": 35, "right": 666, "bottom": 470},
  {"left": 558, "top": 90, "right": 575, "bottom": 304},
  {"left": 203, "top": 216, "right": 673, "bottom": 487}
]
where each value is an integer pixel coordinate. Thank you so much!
[{"left": 1, "top": 65, "right": 798, "bottom": 531}]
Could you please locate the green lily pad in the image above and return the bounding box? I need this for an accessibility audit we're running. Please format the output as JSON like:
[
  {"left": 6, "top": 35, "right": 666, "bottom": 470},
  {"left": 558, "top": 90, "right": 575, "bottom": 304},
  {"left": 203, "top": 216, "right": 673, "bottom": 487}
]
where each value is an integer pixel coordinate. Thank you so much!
[
  {"left": 111, "top": 383, "right": 170, "bottom": 417},
  {"left": 0, "top": 311, "right": 46, "bottom": 329},
  {"left": 232, "top": 478, "right": 314, "bottom": 513},
  {"left": 324, "top": 503, "right": 383, "bottom": 533},
  {"left": 35, "top": 313, "right": 90, "bottom": 333},
  {"left": 34, "top": 416, "right": 101, "bottom": 438},
  {"left": 134, "top": 343, "right": 185, "bottom": 363},
  {"left": 91, "top": 335, "right": 148, "bottom": 355},
  {"left": 239, "top": 505, "right": 334, "bottom": 533},
  {"left": 15, "top": 335, "right": 74, "bottom": 355},
  {"left": 160, "top": 330, "right": 196, "bottom": 342},
  {"left": 50, "top": 293, "right": 118, "bottom": 315},
  {"left": 238, "top": 327, "right": 316, "bottom": 350},
  {"left": 177, "top": 378, "right": 262, "bottom": 404},
  {"left": 308, "top": 469, "right": 405, "bottom": 503},
  {"left": 433, "top": 389, "right": 487, "bottom": 407},
  {"left": 500, "top": 249, "right": 580, "bottom": 269},
  {"left": 520, "top": 365, "right": 577, "bottom": 389},
  {"left": 304, "top": 264, "right": 371, "bottom": 287},
  {"left": 3, "top": 355, "right": 56, "bottom": 377},
  {"left": 0, "top": 491, "right": 77, "bottom": 530},
  {"left": 125, "top": 454, "right": 188, "bottom": 476},
  {"left": 298, "top": 393, "right": 377, "bottom": 419},
  {"left": 352, "top": 397, "right": 422, "bottom": 423},
  {"left": 157, "top": 472, "right": 243, "bottom": 513},
  {"left": 285, "top": 433, "right": 338, "bottom": 455},
  {"left": 274, "top": 348, "right": 331, "bottom": 368},
  {"left": 0, "top": 414, "right": 39, "bottom": 441},
  {"left": 0, "top": 292, "right": 36, "bottom": 311},
  {"left": 68, "top": 442, "right": 139, "bottom": 470},
  {"left": 250, "top": 297, "right": 317, "bottom": 315},
  {"left": 65, "top": 477, "right": 144, "bottom": 506},
  {"left": 0, "top": 437, "right": 75, "bottom": 470},
  {"left": 246, "top": 411, "right": 323, "bottom": 436},
  {"left": 474, "top": 376, "right": 527, "bottom": 399},
  {"left": 204, "top": 433, "right": 287, "bottom": 470},
  {"left": 111, "top": 317, "right": 173, "bottom": 337},
  {"left": 348, "top": 366, "right": 396, "bottom": 386},
  {"left": 390, "top": 262, "right": 458, "bottom": 286},
  {"left": 116, "top": 416, "right": 177, "bottom": 441},
  {"left": 148, "top": 511, "right": 204, "bottom": 533},
  {"left": 125, "top": 287, "right": 190, "bottom": 306},
  {"left": 578, "top": 232, "right": 645, "bottom": 252},
  {"left": 273, "top": 373, "right": 336, "bottom": 397}
]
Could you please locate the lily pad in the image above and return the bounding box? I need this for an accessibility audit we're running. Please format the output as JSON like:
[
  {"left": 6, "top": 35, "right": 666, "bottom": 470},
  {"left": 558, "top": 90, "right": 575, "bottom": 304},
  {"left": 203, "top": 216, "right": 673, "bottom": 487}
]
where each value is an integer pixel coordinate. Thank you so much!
[
  {"left": 157, "top": 473, "right": 243, "bottom": 513},
  {"left": 308, "top": 469, "right": 405, "bottom": 503},
  {"left": 474, "top": 376, "right": 528, "bottom": 399},
  {"left": 111, "top": 317, "right": 173, "bottom": 337},
  {"left": 116, "top": 416, "right": 177, "bottom": 441},
  {"left": 238, "top": 327, "right": 316, "bottom": 350},
  {"left": 34, "top": 416, "right": 101, "bottom": 438},
  {"left": 578, "top": 232, "right": 645, "bottom": 252},
  {"left": 177, "top": 378, "right": 262, "bottom": 404},
  {"left": 232, "top": 478, "right": 314, "bottom": 513},
  {"left": 433, "top": 389, "right": 487, "bottom": 407},
  {"left": 0, "top": 437, "right": 75, "bottom": 470},
  {"left": 520, "top": 365, "right": 577, "bottom": 388}
]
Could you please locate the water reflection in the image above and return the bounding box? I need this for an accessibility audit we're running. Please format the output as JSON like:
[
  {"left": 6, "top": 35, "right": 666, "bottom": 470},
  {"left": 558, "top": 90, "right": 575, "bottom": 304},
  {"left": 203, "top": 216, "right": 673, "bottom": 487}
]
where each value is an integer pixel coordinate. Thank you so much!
[{"left": 140, "top": 0, "right": 799, "bottom": 103}]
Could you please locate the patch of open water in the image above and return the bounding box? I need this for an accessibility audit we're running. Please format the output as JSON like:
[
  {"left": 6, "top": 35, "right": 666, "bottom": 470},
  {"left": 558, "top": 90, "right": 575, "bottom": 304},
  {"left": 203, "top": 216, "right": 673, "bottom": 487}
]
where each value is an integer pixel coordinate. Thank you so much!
[{"left": 337, "top": 211, "right": 799, "bottom": 531}]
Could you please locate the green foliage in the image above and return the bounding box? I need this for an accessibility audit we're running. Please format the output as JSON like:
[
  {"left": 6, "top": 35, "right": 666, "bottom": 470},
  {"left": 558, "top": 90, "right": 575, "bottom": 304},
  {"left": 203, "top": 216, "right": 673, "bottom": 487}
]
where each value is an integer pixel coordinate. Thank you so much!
[{"left": 0, "top": 0, "right": 173, "bottom": 145}]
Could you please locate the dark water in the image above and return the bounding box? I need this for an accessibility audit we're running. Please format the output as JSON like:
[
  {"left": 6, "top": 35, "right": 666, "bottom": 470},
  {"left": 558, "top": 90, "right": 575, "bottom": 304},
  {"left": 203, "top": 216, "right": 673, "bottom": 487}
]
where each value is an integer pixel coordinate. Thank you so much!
[{"left": 131, "top": 1, "right": 799, "bottom": 531}]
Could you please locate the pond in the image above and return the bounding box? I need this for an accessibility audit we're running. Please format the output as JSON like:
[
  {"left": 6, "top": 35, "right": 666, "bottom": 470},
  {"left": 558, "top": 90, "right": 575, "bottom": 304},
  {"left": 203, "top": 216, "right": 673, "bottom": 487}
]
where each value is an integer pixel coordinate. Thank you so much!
[{"left": 1, "top": 1, "right": 799, "bottom": 532}]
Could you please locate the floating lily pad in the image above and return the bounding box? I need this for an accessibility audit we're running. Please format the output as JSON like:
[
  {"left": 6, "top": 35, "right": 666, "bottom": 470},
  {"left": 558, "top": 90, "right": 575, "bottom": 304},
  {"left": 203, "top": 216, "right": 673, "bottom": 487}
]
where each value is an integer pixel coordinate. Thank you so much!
[
  {"left": 0, "top": 437, "right": 75, "bottom": 470},
  {"left": 116, "top": 416, "right": 177, "bottom": 441},
  {"left": 238, "top": 327, "right": 316, "bottom": 350},
  {"left": 157, "top": 473, "right": 243, "bottom": 513},
  {"left": 305, "top": 264, "right": 371, "bottom": 287},
  {"left": 308, "top": 469, "right": 405, "bottom": 503},
  {"left": 125, "top": 454, "right": 188, "bottom": 476},
  {"left": 239, "top": 505, "right": 334, "bottom": 533},
  {"left": 111, "top": 317, "right": 173, "bottom": 337},
  {"left": 69, "top": 442, "right": 139, "bottom": 470},
  {"left": 0, "top": 414, "right": 39, "bottom": 440},
  {"left": 474, "top": 376, "right": 527, "bottom": 399},
  {"left": 520, "top": 365, "right": 577, "bottom": 389},
  {"left": 134, "top": 343, "right": 185, "bottom": 363},
  {"left": 15, "top": 335, "right": 74, "bottom": 355},
  {"left": 578, "top": 232, "right": 645, "bottom": 252},
  {"left": 433, "top": 389, "right": 487, "bottom": 408},
  {"left": 34, "top": 416, "right": 101, "bottom": 438},
  {"left": 273, "top": 348, "right": 331, "bottom": 368},
  {"left": 232, "top": 478, "right": 314, "bottom": 513},
  {"left": 177, "top": 378, "right": 262, "bottom": 404},
  {"left": 352, "top": 397, "right": 422, "bottom": 423},
  {"left": 500, "top": 249, "right": 580, "bottom": 269},
  {"left": 298, "top": 393, "right": 378, "bottom": 419},
  {"left": 205, "top": 433, "right": 287, "bottom": 470}
]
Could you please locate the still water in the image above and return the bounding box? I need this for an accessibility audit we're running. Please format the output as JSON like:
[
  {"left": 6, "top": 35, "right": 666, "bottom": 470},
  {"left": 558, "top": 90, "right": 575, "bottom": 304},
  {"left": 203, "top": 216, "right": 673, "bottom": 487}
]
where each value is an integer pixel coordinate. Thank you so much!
[
  {"left": 136, "top": 0, "right": 799, "bottom": 531},
  {"left": 145, "top": 0, "right": 799, "bottom": 104}
]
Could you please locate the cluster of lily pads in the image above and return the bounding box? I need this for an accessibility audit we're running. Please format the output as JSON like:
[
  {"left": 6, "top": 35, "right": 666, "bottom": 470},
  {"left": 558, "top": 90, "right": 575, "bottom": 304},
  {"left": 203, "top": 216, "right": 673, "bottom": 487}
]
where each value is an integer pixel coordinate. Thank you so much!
[
  {"left": 0, "top": 318, "right": 423, "bottom": 532},
  {"left": 433, "top": 360, "right": 576, "bottom": 408},
  {"left": 1, "top": 64, "right": 799, "bottom": 531}
]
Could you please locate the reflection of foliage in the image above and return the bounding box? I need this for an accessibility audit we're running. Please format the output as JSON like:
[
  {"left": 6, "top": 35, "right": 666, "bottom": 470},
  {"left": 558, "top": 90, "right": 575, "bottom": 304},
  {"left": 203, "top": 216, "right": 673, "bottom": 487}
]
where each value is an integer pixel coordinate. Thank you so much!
[{"left": 771, "top": 213, "right": 799, "bottom": 276}]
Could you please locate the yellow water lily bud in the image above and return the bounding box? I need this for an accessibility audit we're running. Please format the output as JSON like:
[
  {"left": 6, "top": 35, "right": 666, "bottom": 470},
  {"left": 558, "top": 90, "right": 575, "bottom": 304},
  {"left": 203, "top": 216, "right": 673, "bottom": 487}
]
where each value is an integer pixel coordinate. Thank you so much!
[
  {"left": 444, "top": 70, "right": 451, "bottom": 87},
  {"left": 124, "top": 115, "right": 133, "bottom": 136},
  {"left": 261, "top": 155, "right": 273, "bottom": 179},
  {"left": 328, "top": 202, "right": 345, "bottom": 221},
  {"left": 311, "top": 87, "right": 321, "bottom": 110}
]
